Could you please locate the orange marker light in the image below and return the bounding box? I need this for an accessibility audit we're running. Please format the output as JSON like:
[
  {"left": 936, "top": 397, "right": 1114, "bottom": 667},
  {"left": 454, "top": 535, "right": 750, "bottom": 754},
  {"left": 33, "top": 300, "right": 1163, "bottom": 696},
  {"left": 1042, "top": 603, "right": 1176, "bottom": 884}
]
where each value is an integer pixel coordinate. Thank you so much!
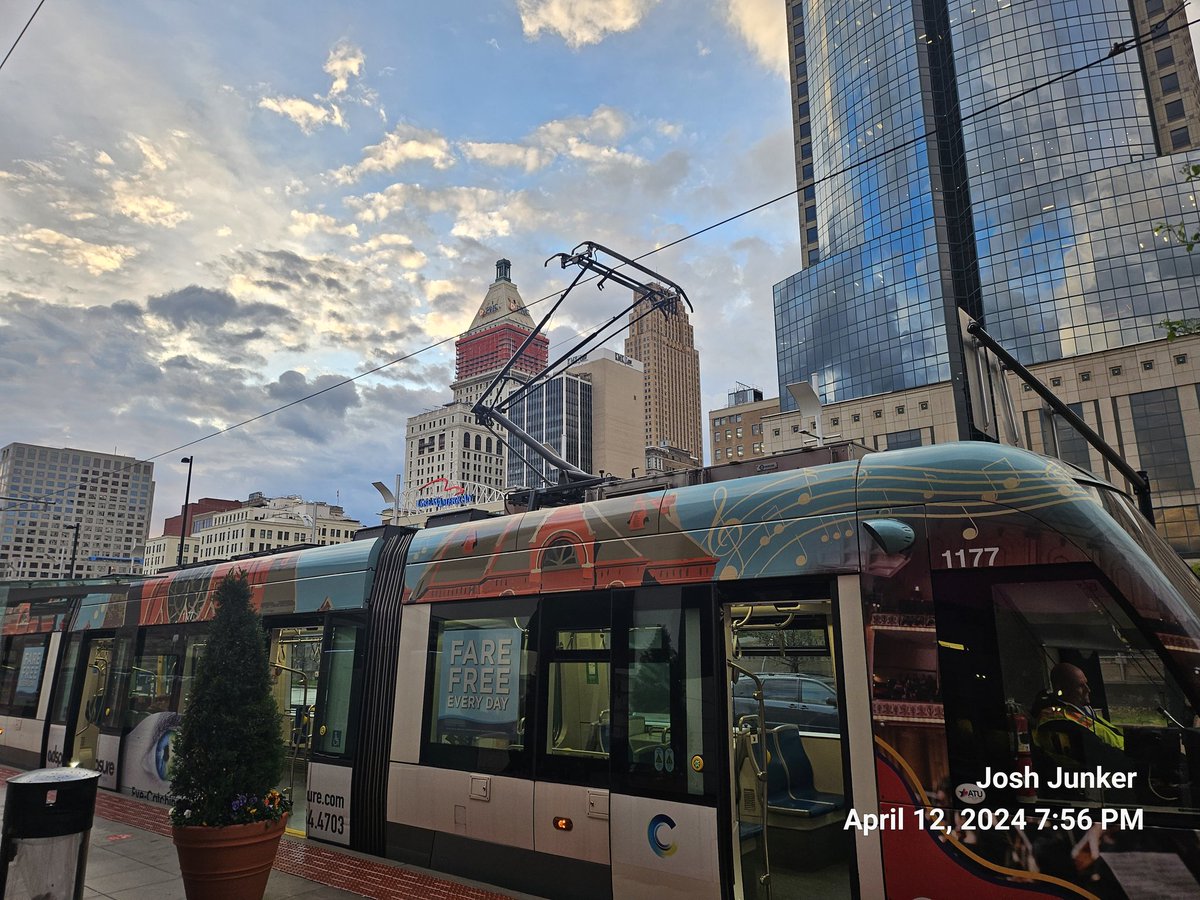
[{"left": 553, "top": 817, "right": 573, "bottom": 831}]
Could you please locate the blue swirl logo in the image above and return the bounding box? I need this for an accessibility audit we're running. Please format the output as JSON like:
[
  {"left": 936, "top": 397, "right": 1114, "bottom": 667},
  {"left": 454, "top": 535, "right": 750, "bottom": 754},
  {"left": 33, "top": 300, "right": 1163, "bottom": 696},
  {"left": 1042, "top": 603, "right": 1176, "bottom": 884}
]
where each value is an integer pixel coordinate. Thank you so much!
[{"left": 647, "top": 813, "right": 677, "bottom": 857}]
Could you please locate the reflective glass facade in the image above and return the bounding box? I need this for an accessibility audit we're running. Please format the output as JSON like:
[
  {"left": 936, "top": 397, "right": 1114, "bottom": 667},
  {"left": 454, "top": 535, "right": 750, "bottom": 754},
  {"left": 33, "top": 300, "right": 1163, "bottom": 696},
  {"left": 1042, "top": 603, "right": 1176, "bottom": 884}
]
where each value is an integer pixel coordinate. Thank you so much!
[{"left": 775, "top": 0, "right": 1200, "bottom": 416}]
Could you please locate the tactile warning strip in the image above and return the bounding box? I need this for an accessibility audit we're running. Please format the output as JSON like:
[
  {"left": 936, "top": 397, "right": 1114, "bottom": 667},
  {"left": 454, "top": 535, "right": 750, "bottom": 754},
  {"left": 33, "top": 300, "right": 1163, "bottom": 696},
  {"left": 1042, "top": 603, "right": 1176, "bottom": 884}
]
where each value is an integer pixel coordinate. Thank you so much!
[{"left": 0, "top": 767, "right": 513, "bottom": 899}]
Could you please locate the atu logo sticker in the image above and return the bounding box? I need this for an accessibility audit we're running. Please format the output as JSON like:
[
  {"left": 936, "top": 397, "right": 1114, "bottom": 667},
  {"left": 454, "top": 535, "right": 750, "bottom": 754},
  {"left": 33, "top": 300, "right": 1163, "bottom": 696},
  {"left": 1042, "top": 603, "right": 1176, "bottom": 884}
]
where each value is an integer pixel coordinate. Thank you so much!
[
  {"left": 647, "top": 814, "right": 678, "bottom": 858},
  {"left": 955, "top": 783, "right": 986, "bottom": 805}
]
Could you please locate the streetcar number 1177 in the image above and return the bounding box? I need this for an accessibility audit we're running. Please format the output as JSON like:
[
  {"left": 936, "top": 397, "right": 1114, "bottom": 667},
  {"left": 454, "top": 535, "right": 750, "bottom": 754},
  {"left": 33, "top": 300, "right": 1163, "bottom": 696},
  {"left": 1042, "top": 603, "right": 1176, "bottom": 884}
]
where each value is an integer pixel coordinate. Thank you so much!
[{"left": 941, "top": 548, "right": 999, "bottom": 568}]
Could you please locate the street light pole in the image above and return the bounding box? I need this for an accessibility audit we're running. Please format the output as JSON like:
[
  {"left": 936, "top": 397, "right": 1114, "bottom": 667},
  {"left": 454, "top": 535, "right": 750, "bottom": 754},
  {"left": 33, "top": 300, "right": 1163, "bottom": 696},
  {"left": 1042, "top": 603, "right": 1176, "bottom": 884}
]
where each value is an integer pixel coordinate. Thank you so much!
[
  {"left": 65, "top": 523, "right": 80, "bottom": 580},
  {"left": 177, "top": 456, "right": 194, "bottom": 568}
]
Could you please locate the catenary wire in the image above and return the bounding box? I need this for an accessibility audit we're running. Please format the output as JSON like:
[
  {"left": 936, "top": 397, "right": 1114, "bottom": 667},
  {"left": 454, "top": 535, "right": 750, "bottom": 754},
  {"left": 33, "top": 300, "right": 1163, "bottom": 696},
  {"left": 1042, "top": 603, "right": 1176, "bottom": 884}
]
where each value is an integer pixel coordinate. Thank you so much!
[
  {"left": 2, "top": 12, "right": 1193, "bottom": 514},
  {"left": 0, "top": 0, "right": 47, "bottom": 74}
]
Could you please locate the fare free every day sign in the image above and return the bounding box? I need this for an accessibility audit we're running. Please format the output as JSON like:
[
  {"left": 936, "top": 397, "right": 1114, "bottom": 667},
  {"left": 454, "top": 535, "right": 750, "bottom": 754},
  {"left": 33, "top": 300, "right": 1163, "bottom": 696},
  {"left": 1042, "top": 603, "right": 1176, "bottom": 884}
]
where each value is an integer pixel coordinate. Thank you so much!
[{"left": 437, "top": 628, "right": 522, "bottom": 728}]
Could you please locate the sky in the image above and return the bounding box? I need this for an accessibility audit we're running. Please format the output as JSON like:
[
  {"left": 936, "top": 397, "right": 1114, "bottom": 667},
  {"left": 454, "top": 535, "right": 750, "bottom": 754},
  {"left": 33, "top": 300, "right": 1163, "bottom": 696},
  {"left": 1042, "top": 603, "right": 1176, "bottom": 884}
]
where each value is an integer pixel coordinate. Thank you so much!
[{"left": 0, "top": 0, "right": 800, "bottom": 533}]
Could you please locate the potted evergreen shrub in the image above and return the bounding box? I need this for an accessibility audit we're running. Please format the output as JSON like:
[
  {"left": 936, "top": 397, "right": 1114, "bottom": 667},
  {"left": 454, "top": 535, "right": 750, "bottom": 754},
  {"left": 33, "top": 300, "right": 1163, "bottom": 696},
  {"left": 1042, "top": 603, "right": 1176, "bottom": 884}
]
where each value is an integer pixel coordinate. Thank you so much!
[{"left": 169, "top": 570, "right": 291, "bottom": 900}]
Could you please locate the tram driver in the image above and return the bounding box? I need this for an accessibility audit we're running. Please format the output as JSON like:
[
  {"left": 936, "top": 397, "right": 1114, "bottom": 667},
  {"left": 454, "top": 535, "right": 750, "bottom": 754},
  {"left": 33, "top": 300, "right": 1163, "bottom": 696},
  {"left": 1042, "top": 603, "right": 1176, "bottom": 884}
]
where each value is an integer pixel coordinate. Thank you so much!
[{"left": 1031, "top": 662, "right": 1126, "bottom": 785}]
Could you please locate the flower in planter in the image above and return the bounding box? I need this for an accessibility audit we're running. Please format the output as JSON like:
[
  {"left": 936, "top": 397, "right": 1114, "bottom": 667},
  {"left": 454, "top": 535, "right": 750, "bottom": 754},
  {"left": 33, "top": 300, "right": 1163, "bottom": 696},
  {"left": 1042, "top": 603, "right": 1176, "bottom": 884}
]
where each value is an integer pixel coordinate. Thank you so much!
[{"left": 168, "top": 570, "right": 293, "bottom": 827}]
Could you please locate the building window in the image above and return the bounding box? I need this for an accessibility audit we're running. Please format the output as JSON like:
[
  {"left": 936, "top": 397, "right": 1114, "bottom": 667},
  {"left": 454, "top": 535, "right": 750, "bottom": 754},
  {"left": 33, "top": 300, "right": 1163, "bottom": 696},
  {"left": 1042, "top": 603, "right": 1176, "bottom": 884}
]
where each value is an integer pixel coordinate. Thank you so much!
[
  {"left": 1110, "top": 366, "right": 1123, "bottom": 377},
  {"left": 830, "top": 417, "right": 839, "bottom": 426},
  {"left": 805, "top": 205, "right": 816, "bottom": 222},
  {"left": 1160, "top": 72, "right": 1181, "bottom": 96},
  {"left": 1152, "top": 20, "right": 1169, "bottom": 41},
  {"left": 1146, "top": 0, "right": 1165, "bottom": 14},
  {"left": 919, "top": 400, "right": 929, "bottom": 411},
  {"left": 873, "top": 410, "right": 882, "bottom": 419},
  {"left": 1175, "top": 353, "right": 1188, "bottom": 365},
  {"left": 852, "top": 413, "right": 861, "bottom": 423},
  {"left": 1080, "top": 371, "right": 1091, "bottom": 382},
  {"left": 772, "top": 428, "right": 780, "bottom": 437},
  {"left": 806, "top": 226, "right": 818, "bottom": 242},
  {"left": 807, "top": 249, "right": 820, "bottom": 265},
  {"left": 801, "top": 143, "right": 813, "bottom": 159},
  {"left": 1166, "top": 99, "right": 1185, "bottom": 121},
  {"left": 1143, "top": 359, "right": 1155, "bottom": 370},
  {"left": 1134, "top": 388, "right": 1194, "bottom": 491},
  {"left": 715, "top": 449, "right": 723, "bottom": 460},
  {"left": 792, "top": 424, "right": 801, "bottom": 433},
  {"left": 804, "top": 185, "right": 815, "bottom": 201},
  {"left": 895, "top": 405, "right": 905, "bottom": 414},
  {"left": 885, "top": 429, "right": 922, "bottom": 451},
  {"left": 1051, "top": 377, "right": 1062, "bottom": 387},
  {"left": 1172, "top": 126, "right": 1191, "bottom": 149},
  {"left": 1156, "top": 45, "right": 1175, "bottom": 67}
]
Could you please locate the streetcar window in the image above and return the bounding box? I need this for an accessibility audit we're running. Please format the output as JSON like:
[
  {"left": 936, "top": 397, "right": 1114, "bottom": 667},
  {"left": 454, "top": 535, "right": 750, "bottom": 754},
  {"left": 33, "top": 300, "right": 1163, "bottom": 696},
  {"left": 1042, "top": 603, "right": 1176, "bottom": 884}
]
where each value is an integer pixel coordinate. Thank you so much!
[
  {"left": 422, "top": 599, "right": 535, "bottom": 777},
  {"left": 50, "top": 635, "right": 83, "bottom": 725},
  {"left": 936, "top": 567, "right": 1200, "bottom": 814},
  {"left": 547, "top": 627, "right": 611, "bottom": 759},
  {"left": 0, "top": 632, "right": 51, "bottom": 716},
  {"left": 615, "top": 585, "right": 716, "bottom": 801},
  {"left": 314, "top": 623, "right": 364, "bottom": 756},
  {"left": 125, "top": 630, "right": 183, "bottom": 728}
]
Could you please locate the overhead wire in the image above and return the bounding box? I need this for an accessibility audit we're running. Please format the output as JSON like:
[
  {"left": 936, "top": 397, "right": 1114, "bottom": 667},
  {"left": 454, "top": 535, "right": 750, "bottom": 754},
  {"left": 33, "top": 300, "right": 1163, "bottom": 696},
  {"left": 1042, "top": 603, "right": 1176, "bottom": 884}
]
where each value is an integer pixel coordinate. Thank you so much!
[
  {"left": 0, "top": 0, "right": 47, "bottom": 74},
  {"left": 2, "top": 10, "right": 1194, "bottom": 515}
]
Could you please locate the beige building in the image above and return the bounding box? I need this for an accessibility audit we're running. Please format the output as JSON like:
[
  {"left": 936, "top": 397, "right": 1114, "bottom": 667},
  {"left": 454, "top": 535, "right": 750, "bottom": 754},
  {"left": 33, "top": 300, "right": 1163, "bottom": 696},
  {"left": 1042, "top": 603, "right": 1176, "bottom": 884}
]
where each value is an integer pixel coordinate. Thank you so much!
[
  {"left": 1133, "top": 0, "right": 1200, "bottom": 153},
  {"left": 0, "top": 443, "right": 154, "bottom": 579},
  {"left": 565, "top": 348, "right": 645, "bottom": 480},
  {"left": 709, "top": 385, "right": 781, "bottom": 465},
  {"left": 141, "top": 493, "right": 360, "bottom": 574},
  {"left": 624, "top": 285, "right": 703, "bottom": 467},
  {"left": 763, "top": 335, "right": 1200, "bottom": 556},
  {"left": 143, "top": 534, "right": 201, "bottom": 573}
]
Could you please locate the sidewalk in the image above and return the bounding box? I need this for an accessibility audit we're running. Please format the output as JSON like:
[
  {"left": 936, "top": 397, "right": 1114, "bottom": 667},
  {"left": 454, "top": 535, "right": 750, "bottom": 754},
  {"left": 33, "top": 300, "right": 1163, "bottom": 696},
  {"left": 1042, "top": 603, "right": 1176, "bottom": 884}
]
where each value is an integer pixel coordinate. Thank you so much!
[{"left": 1, "top": 768, "right": 525, "bottom": 900}]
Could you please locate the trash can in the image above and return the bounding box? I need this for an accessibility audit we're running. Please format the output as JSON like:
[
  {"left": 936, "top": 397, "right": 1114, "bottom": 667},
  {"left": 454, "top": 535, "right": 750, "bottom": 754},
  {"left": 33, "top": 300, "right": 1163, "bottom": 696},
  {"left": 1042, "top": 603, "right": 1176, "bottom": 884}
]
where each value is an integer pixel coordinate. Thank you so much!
[{"left": 0, "top": 767, "right": 101, "bottom": 900}]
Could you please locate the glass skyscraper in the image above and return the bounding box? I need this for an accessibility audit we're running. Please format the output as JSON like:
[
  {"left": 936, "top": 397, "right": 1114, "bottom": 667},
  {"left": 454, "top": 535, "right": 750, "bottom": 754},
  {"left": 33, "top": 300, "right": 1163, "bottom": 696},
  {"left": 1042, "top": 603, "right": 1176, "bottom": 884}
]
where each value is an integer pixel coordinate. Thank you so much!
[{"left": 775, "top": 0, "right": 1200, "bottom": 426}]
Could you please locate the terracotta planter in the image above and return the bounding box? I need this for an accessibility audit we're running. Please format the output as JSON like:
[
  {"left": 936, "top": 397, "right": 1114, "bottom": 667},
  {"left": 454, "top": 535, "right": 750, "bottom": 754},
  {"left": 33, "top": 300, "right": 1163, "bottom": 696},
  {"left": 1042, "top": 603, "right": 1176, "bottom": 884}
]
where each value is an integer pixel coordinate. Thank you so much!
[{"left": 172, "top": 814, "right": 288, "bottom": 900}]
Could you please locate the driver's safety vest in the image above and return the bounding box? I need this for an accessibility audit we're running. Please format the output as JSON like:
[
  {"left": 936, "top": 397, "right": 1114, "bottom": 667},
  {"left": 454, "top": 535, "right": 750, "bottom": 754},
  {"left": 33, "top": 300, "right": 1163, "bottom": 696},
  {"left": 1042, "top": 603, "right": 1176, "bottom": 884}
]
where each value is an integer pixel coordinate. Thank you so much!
[{"left": 1034, "top": 704, "right": 1125, "bottom": 762}]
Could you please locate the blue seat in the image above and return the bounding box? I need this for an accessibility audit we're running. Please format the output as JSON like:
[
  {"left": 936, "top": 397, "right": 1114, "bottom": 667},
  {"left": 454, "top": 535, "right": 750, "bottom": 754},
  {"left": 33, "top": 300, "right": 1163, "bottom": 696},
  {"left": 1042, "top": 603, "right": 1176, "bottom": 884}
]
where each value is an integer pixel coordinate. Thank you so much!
[{"left": 765, "top": 726, "right": 844, "bottom": 817}]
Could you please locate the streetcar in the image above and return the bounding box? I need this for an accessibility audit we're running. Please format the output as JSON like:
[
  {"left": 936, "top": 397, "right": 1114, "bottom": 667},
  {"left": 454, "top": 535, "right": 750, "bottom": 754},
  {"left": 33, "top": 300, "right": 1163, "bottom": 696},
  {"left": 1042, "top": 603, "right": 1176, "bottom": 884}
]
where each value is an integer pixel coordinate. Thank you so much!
[{"left": 3, "top": 441, "right": 1200, "bottom": 899}]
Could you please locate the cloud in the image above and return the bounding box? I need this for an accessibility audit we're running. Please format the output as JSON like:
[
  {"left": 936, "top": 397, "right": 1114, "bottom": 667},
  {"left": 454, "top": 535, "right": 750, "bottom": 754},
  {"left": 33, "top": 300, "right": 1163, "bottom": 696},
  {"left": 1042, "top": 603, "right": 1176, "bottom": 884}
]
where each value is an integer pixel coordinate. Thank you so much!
[
  {"left": 324, "top": 41, "right": 365, "bottom": 96},
  {"left": 265, "top": 370, "right": 362, "bottom": 441},
  {"left": 288, "top": 210, "right": 359, "bottom": 238},
  {"left": 258, "top": 96, "right": 345, "bottom": 133},
  {"left": 345, "top": 182, "right": 548, "bottom": 240},
  {"left": 2, "top": 227, "right": 138, "bottom": 275},
  {"left": 516, "top": 0, "right": 660, "bottom": 48},
  {"left": 724, "top": 0, "right": 789, "bottom": 77},
  {"left": 111, "top": 180, "right": 191, "bottom": 228},
  {"left": 146, "top": 284, "right": 295, "bottom": 333},
  {"left": 331, "top": 123, "right": 456, "bottom": 183},
  {"left": 460, "top": 106, "right": 642, "bottom": 172}
]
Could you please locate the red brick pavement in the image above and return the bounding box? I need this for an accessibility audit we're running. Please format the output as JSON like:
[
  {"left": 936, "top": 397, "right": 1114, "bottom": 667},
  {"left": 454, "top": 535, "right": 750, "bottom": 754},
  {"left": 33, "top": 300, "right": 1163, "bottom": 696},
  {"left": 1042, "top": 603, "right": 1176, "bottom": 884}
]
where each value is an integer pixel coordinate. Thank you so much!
[{"left": 0, "top": 767, "right": 514, "bottom": 900}]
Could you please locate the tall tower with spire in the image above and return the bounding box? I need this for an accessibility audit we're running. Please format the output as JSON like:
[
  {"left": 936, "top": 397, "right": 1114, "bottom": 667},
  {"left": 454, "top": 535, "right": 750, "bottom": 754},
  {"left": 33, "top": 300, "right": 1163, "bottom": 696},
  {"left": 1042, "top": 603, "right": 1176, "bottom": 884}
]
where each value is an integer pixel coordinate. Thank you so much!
[{"left": 402, "top": 260, "right": 549, "bottom": 510}]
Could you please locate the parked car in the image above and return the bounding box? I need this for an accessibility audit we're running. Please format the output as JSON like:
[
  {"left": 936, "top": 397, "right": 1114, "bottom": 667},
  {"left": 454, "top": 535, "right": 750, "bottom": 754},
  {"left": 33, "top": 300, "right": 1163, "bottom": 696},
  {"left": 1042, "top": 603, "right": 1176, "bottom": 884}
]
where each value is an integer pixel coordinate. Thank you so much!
[{"left": 732, "top": 673, "right": 840, "bottom": 733}]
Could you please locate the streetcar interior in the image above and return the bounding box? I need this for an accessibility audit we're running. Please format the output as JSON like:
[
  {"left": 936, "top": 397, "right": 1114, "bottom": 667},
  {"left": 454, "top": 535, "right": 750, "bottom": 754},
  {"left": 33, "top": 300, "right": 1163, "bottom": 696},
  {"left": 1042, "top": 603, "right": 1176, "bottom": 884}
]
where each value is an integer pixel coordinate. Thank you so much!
[{"left": 728, "top": 596, "right": 852, "bottom": 900}]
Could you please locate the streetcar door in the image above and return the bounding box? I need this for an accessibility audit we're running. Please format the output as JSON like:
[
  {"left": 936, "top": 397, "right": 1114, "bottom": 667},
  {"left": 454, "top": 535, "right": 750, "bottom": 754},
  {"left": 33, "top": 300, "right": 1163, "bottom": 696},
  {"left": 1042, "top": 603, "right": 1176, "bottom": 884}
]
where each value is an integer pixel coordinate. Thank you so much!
[
  {"left": 267, "top": 623, "right": 324, "bottom": 836},
  {"left": 722, "top": 586, "right": 855, "bottom": 900},
  {"left": 68, "top": 635, "right": 114, "bottom": 771}
]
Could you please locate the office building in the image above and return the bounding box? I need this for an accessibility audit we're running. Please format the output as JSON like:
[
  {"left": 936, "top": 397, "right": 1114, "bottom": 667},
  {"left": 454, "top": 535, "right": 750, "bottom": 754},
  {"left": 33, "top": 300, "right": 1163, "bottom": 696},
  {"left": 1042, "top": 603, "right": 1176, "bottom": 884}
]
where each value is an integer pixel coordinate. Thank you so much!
[
  {"left": 0, "top": 442, "right": 154, "bottom": 579},
  {"left": 624, "top": 286, "right": 703, "bottom": 465},
  {"left": 505, "top": 374, "right": 593, "bottom": 488},
  {"left": 141, "top": 493, "right": 360, "bottom": 574},
  {"left": 404, "top": 260, "right": 547, "bottom": 506},
  {"left": 1133, "top": 0, "right": 1200, "bottom": 153},
  {"left": 776, "top": 0, "right": 1200, "bottom": 424},
  {"left": 762, "top": 332, "right": 1200, "bottom": 555},
  {"left": 565, "top": 348, "right": 645, "bottom": 480},
  {"left": 709, "top": 386, "right": 781, "bottom": 465}
]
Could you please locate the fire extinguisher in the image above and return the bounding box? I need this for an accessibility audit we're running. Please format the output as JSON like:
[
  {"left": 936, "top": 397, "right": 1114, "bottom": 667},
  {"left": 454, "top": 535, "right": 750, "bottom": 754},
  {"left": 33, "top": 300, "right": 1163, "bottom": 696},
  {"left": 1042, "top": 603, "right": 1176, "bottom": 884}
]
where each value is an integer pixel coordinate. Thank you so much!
[{"left": 1007, "top": 701, "right": 1036, "bottom": 799}]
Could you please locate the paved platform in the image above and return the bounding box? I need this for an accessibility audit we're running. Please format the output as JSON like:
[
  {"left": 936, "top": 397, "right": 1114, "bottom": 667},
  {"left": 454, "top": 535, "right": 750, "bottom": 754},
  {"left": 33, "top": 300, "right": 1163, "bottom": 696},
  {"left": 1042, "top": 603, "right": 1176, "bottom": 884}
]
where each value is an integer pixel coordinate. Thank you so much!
[{"left": 0, "top": 767, "right": 527, "bottom": 899}]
